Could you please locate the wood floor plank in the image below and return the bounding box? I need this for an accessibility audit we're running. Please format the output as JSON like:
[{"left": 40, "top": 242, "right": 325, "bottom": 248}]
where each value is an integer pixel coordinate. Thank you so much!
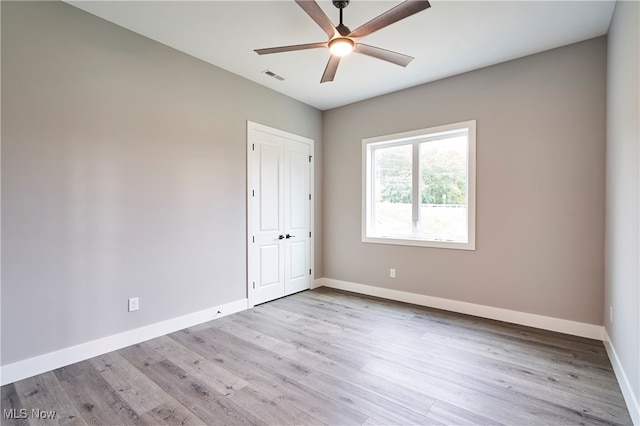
[
  {"left": 138, "top": 401, "right": 205, "bottom": 426},
  {"left": 302, "top": 290, "right": 619, "bottom": 400},
  {"left": 410, "top": 305, "right": 608, "bottom": 356},
  {"left": 145, "top": 335, "right": 249, "bottom": 395},
  {"left": 226, "top": 384, "right": 325, "bottom": 426},
  {"left": 211, "top": 315, "right": 436, "bottom": 416},
  {"left": 364, "top": 356, "right": 622, "bottom": 426},
  {"left": 297, "top": 367, "right": 438, "bottom": 425},
  {"left": 296, "top": 352, "right": 436, "bottom": 416},
  {"left": 117, "top": 342, "right": 165, "bottom": 370},
  {"left": 361, "top": 416, "right": 391, "bottom": 426},
  {"left": 186, "top": 322, "right": 216, "bottom": 333},
  {"left": 425, "top": 400, "right": 502, "bottom": 426},
  {"left": 266, "top": 296, "right": 377, "bottom": 334},
  {"left": 89, "top": 351, "right": 174, "bottom": 415},
  {"left": 12, "top": 371, "right": 86, "bottom": 426},
  {"left": 419, "top": 326, "right": 621, "bottom": 390},
  {"left": 307, "top": 289, "right": 603, "bottom": 368},
  {"left": 238, "top": 308, "right": 376, "bottom": 370},
  {"left": 170, "top": 328, "right": 369, "bottom": 425},
  {"left": 413, "top": 341, "right": 631, "bottom": 416},
  {"left": 1, "top": 288, "right": 633, "bottom": 426},
  {"left": 54, "top": 361, "right": 142, "bottom": 425},
  {"left": 208, "top": 315, "right": 301, "bottom": 358},
  {"left": 363, "top": 357, "right": 536, "bottom": 425},
  {"left": 407, "top": 307, "right": 608, "bottom": 358},
  {"left": 1, "top": 383, "right": 29, "bottom": 426},
  {"left": 136, "top": 359, "right": 261, "bottom": 426},
  {"left": 419, "top": 351, "right": 625, "bottom": 425}
]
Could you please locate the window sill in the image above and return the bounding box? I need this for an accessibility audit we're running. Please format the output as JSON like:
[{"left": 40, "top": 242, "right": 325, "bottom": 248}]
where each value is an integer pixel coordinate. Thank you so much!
[{"left": 362, "top": 235, "right": 475, "bottom": 250}]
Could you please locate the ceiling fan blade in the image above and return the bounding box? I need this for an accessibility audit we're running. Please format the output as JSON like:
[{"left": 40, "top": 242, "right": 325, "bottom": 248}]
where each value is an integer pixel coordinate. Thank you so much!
[
  {"left": 255, "top": 42, "right": 327, "bottom": 55},
  {"left": 320, "top": 55, "right": 341, "bottom": 83},
  {"left": 354, "top": 43, "right": 414, "bottom": 67},
  {"left": 348, "top": 0, "right": 430, "bottom": 39},
  {"left": 295, "top": 0, "right": 338, "bottom": 39}
]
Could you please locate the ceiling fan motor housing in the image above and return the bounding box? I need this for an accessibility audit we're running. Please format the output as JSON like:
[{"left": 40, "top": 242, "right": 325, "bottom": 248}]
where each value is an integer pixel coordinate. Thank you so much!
[{"left": 336, "top": 23, "right": 351, "bottom": 36}]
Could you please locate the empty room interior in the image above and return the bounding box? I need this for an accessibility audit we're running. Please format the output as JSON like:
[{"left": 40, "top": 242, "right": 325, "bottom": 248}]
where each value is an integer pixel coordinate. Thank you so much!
[{"left": 1, "top": 0, "right": 639, "bottom": 425}]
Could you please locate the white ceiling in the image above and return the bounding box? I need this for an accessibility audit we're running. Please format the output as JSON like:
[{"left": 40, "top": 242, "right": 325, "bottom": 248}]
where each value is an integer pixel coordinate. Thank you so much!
[{"left": 66, "top": 1, "right": 615, "bottom": 111}]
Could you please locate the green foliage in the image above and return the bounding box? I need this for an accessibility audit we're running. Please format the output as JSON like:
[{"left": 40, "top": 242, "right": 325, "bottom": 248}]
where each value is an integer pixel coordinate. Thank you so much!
[
  {"left": 376, "top": 141, "right": 467, "bottom": 205},
  {"left": 420, "top": 141, "right": 466, "bottom": 205},
  {"left": 376, "top": 145, "right": 412, "bottom": 204},
  {"left": 381, "top": 180, "right": 412, "bottom": 204}
]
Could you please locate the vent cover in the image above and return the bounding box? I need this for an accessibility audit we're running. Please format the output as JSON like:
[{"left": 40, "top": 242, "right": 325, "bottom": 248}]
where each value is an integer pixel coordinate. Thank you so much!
[{"left": 262, "top": 69, "right": 285, "bottom": 81}]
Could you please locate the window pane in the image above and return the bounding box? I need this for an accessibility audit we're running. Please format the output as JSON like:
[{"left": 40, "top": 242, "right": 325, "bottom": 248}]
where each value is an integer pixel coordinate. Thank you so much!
[
  {"left": 373, "top": 144, "right": 413, "bottom": 236},
  {"left": 419, "top": 135, "right": 468, "bottom": 242}
]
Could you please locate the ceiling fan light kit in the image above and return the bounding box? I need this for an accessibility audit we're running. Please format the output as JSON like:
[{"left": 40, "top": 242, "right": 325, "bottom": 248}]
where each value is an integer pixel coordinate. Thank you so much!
[
  {"left": 328, "top": 37, "right": 354, "bottom": 56},
  {"left": 255, "top": 0, "right": 431, "bottom": 83}
]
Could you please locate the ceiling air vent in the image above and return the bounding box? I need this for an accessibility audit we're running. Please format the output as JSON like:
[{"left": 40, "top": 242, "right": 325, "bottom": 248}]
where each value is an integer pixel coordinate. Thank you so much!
[{"left": 262, "top": 69, "right": 285, "bottom": 81}]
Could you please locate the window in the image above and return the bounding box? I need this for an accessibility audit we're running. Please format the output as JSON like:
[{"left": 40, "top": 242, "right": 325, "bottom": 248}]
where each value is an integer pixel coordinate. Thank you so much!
[{"left": 363, "top": 120, "right": 476, "bottom": 250}]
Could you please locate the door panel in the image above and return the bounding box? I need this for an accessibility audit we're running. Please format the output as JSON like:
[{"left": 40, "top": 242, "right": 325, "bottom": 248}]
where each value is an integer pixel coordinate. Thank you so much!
[
  {"left": 259, "top": 245, "right": 280, "bottom": 286},
  {"left": 289, "top": 241, "right": 307, "bottom": 278},
  {"left": 288, "top": 149, "right": 309, "bottom": 230},
  {"left": 248, "top": 122, "right": 313, "bottom": 306},
  {"left": 256, "top": 244, "right": 283, "bottom": 303},
  {"left": 259, "top": 144, "right": 281, "bottom": 232}
]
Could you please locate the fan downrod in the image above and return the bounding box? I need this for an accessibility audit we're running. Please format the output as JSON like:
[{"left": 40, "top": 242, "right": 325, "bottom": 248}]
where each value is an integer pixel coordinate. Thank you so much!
[{"left": 332, "top": 0, "right": 351, "bottom": 36}]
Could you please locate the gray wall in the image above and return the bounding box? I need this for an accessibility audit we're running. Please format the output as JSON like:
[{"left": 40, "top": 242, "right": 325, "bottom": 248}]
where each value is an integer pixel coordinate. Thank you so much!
[
  {"left": 1, "top": 1, "right": 322, "bottom": 366},
  {"left": 605, "top": 0, "right": 640, "bottom": 411},
  {"left": 323, "top": 37, "right": 606, "bottom": 325}
]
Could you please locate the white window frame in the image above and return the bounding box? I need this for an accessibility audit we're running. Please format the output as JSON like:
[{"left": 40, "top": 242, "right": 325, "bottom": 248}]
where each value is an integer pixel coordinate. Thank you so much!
[{"left": 362, "top": 120, "right": 476, "bottom": 250}]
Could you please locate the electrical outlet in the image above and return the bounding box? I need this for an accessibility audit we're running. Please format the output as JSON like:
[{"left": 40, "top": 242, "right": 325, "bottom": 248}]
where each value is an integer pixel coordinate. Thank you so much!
[
  {"left": 609, "top": 306, "right": 613, "bottom": 323},
  {"left": 390, "top": 268, "right": 396, "bottom": 278},
  {"left": 128, "top": 297, "right": 139, "bottom": 312}
]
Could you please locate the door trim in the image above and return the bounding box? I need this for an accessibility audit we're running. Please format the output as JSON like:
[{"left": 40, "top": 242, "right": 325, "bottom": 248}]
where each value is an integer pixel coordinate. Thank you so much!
[{"left": 247, "top": 121, "right": 314, "bottom": 308}]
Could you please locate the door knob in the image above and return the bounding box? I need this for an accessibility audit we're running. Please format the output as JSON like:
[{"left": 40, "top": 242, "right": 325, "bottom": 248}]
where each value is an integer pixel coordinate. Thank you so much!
[
  {"left": 278, "top": 235, "right": 285, "bottom": 240},
  {"left": 286, "top": 234, "right": 295, "bottom": 239}
]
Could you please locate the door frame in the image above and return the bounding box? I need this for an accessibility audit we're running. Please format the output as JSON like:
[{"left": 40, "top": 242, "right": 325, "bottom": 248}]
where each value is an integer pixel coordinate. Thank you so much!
[{"left": 246, "top": 121, "right": 314, "bottom": 308}]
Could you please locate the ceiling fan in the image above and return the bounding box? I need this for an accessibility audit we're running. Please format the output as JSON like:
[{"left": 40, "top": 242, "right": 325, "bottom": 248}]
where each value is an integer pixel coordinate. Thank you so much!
[{"left": 255, "top": 0, "right": 431, "bottom": 83}]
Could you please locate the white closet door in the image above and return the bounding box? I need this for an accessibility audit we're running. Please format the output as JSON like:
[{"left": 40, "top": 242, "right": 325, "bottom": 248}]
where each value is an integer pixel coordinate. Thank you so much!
[
  {"left": 284, "top": 139, "right": 311, "bottom": 296},
  {"left": 250, "top": 130, "right": 285, "bottom": 305},
  {"left": 248, "top": 122, "right": 313, "bottom": 306}
]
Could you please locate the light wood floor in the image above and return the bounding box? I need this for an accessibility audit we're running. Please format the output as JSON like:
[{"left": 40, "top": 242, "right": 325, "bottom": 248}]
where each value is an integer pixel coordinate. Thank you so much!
[{"left": 2, "top": 288, "right": 633, "bottom": 425}]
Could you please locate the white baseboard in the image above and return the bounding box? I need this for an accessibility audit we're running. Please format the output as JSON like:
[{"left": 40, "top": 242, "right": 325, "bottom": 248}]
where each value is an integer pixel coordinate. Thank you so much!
[
  {"left": 0, "top": 298, "right": 248, "bottom": 386},
  {"left": 313, "top": 278, "right": 603, "bottom": 340},
  {"left": 603, "top": 329, "right": 640, "bottom": 425}
]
